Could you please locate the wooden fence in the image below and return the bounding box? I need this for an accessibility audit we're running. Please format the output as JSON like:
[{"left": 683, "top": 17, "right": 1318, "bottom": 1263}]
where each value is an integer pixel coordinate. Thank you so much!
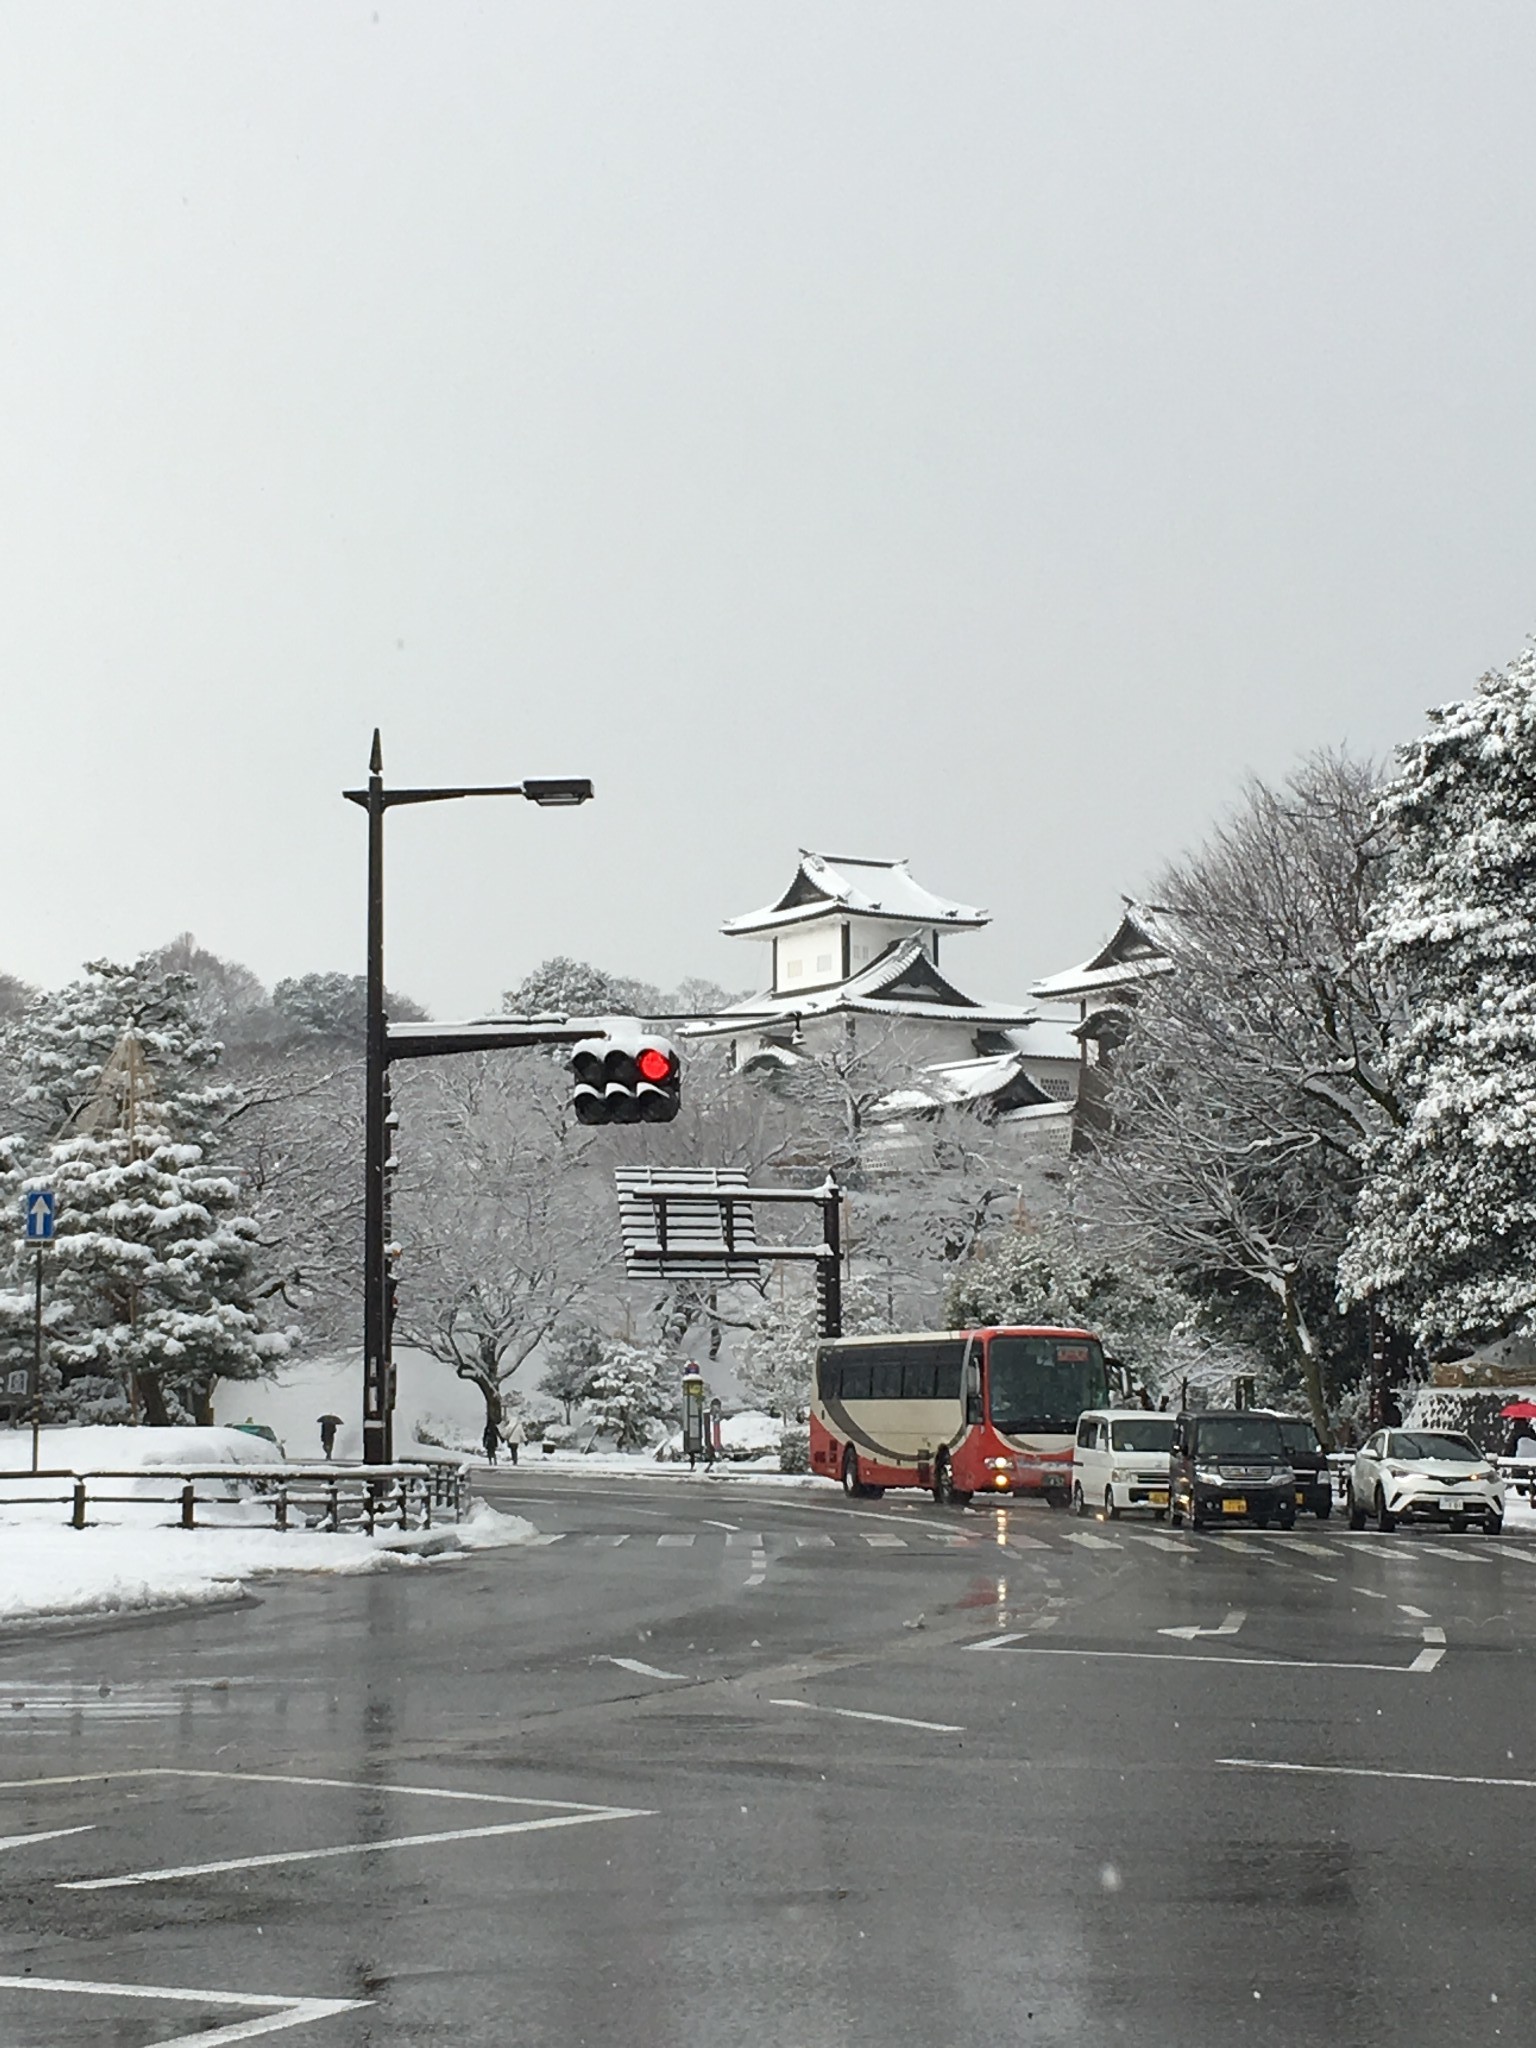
[{"left": 0, "top": 1459, "right": 468, "bottom": 1533}]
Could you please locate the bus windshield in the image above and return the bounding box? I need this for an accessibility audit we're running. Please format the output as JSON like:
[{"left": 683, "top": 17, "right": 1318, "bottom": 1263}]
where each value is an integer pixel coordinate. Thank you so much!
[{"left": 987, "top": 1337, "right": 1108, "bottom": 1435}]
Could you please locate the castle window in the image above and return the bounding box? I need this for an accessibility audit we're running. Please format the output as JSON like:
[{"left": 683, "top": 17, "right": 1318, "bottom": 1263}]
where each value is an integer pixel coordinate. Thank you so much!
[{"left": 816, "top": 954, "right": 833, "bottom": 973}]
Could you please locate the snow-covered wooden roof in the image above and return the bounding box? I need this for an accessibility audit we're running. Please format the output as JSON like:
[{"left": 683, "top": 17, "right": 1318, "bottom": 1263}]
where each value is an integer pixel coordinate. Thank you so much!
[
  {"left": 722, "top": 851, "right": 988, "bottom": 938},
  {"left": 683, "top": 936, "right": 1036, "bottom": 1037},
  {"left": 1030, "top": 903, "right": 1176, "bottom": 1003}
]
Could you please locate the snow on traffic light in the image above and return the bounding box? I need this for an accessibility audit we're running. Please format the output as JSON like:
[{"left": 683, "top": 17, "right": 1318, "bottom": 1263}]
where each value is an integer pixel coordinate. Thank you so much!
[{"left": 570, "top": 1033, "right": 681, "bottom": 1125}]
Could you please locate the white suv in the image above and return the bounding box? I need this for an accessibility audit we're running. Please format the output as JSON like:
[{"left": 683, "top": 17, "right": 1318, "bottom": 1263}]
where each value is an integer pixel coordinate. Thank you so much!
[
  {"left": 1347, "top": 1428, "right": 1504, "bottom": 1534},
  {"left": 1073, "top": 1409, "right": 1176, "bottom": 1520}
]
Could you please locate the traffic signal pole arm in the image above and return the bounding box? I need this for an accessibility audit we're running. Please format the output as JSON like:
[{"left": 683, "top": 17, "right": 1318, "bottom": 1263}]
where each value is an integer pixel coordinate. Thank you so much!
[{"left": 344, "top": 730, "right": 593, "bottom": 1466}]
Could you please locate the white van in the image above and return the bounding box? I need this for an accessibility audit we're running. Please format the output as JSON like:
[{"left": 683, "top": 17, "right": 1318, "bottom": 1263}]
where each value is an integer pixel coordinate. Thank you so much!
[{"left": 1072, "top": 1409, "right": 1176, "bottom": 1519}]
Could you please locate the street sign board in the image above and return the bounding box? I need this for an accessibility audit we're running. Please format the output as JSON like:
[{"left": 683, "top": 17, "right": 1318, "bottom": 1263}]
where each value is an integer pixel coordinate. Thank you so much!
[
  {"left": 4, "top": 1369, "right": 27, "bottom": 1396},
  {"left": 22, "top": 1190, "right": 54, "bottom": 1245},
  {"left": 614, "top": 1168, "right": 764, "bottom": 1281}
]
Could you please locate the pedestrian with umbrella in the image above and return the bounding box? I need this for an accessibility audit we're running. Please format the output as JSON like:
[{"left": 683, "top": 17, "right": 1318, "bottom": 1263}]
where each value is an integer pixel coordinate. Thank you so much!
[{"left": 318, "top": 1413, "right": 342, "bottom": 1460}]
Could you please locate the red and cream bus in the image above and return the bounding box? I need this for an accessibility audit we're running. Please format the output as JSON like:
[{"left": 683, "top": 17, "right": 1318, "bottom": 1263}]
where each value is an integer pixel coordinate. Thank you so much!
[{"left": 811, "top": 1326, "right": 1111, "bottom": 1506}]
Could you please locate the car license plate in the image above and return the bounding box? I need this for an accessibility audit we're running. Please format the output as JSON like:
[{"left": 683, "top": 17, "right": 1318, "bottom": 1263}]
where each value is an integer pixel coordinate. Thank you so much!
[
  {"left": 1149, "top": 1490, "right": 1168, "bottom": 1506},
  {"left": 1222, "top": 1498, "right": 1246, "bottom": 1515},
  {"left": 1295, "top": 1490, "right": 1306, "bottom": 1504}
]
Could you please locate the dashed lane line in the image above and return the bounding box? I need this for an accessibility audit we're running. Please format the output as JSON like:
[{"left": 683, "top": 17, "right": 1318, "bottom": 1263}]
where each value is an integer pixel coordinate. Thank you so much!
[
  {"left": 1217, "top": 1759, "right": 1536, "bottom": 1791},
  {"left": 0, "top": 1825, "right": 96, "bottom": 1854},
  {"left": 656, "top": 1535, "right": 695, "bottom": 1548},
  {"left": 770, "top": 1699, "right": 963, "bottom": 1734},
  {"left": 745, "top": 1538, "right": 768, "bottom": 1588},
  {"left": 1061, "top": 1531, "right": 1119, "bottom": 1551},
  {"left": 602, "top": 1657, "right": 687, "bottom": 1681},
  {"left": 862, "top": 1533, "right": 908, "bottom": 1549},
  {"left": 795, "top": 1533, "right": 835, "bottom": 1547}
]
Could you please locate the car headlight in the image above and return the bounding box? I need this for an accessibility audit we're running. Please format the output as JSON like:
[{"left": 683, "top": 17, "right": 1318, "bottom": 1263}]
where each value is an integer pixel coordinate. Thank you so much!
[
  {"left": 1272, "top": 1467, "right": 1295, "bottom": 1486},
  {"left": 985, "top": 1457, "right": 1012, "bottom": 1470},
  {"left": 1470, "top": 1467, "right": 1493, "bottom": 1482},
  {"left": 1384, "top": 1463, "right": 1408, "bottom": 1477},
  {"left": 1195, "top": 1468, "right": 1224, "bottom": 1485}
]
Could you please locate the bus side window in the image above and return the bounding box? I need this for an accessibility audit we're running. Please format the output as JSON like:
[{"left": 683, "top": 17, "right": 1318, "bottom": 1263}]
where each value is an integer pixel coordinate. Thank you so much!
[
  {"left": 841, "top": 1362, "right": 871, "bottom": 1401},
  {"left": 964, "top": 1351, "right": 983, "bottom": 1425},
  {"left": 870, "top": 1355, "right": 903, "bottom": 1401},
  {"left": 902, "top": 1354, "right": 937, "bottom": 1400}
]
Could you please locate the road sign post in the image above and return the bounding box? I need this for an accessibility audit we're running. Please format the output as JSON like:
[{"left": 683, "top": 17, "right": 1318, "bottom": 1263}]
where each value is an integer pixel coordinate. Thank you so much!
[{"left": 21, "top": 1190, "right": 54, "bottom": 1475}]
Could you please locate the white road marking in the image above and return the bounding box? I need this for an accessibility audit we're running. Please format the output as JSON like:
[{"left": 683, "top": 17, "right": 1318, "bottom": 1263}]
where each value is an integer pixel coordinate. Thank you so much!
[
  {"left": 526, "top": 1533, "right": 566, "bottom": 1546},
  {"left": 1061, "top": 1532, "right": 1120, "bottom": 1550},
  {"left": 0, "top": 1765, "right": 621, "bottom": 1812},
  {"left": 770, "top": 1699, "right": 963, "bottom": 1734},
  {"left": 1497, "top": 1546, "right": 1536, "bottom": 1564},
  {"left": 1285, "top": 1540, "right": 1342, "bottom": 1558},
  {"left": 656, "top": 1534, "right": 695, "bottom": 1548},
  {"left": 862, "top": 1533, "right": 907, "bottom": 1548},
  {"left": 1397, "top": 1604, "right": 1430, "bottom": 1619},
  {"left": 795, "top": 1533, "right": 835, "bottom": 1547},
  {"left": 969, "top": 1644, "right": 1439, "bottom": 1674},
  {"left": 0, "top": 1976, "right": 367, "bottom": 2048},
  {"left": 702, "top": 1519, "right": 739, "bottom": 1532},
  {"left": 1159, "top": 1610, "right": 1245, "bottom": 1641},
  {"left": 1002, "top": 1532, "right": 1050, "bottom": 1550},
  {"left": 725, "top": 1532, "right": 763, "bottom": 1546},
  {"left": 1217, "top": 1759, "right": 1536, "bottom": 1791},
  {"left": 603, "top": 1657, "right": 687, "bottom": 1681},
  {"left": 1418, "top": 1542, "right": 1493, "bottom": 1562},
  {"left": 1410, "top": 1625, "right": 1447, "bottom": 1672},
  {"left": 60, "top": 1807, "right": 652, "bottom": 1892},
  {"left": 0, "top": 1825, "right": 96, "bottom": 1854},
  {"left": 1124, "top": 1531, "right": 1195, "bottom": 1552},
  {"left": 745, "top": 1539, "right": 768, "bottom": 1587}
]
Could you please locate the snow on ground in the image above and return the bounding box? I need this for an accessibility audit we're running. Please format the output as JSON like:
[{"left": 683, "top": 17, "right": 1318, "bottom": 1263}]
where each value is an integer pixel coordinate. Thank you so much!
[
  {"left": 212, "top": 1347, "right": 486, "bottom": 1462},
  {"left": 0, "top": 1500, "right": 536, "bottom": 1628}
]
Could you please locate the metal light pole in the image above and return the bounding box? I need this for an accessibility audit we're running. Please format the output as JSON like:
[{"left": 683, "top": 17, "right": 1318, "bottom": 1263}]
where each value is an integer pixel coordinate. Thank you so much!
[{"left": 344, "top": 732, "right": 593, "bottom": 1465}]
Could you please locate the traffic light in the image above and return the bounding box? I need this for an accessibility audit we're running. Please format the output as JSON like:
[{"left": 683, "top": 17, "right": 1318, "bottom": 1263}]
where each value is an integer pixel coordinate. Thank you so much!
[{"left": 570, "top": 1034, "right": 682, "bottom": 1125}]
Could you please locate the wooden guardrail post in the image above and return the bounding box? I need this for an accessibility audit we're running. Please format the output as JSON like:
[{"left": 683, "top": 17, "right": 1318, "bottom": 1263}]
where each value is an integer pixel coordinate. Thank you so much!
[
  {"left": 180, "top": 1482, "right": 196, "bottom": 1529},
  {"left": 275, "top": 1483, "right": 288, "bottom": 1531},
  {"left": 71, "top": 1479, "right": 87, "bottom": 1529}
]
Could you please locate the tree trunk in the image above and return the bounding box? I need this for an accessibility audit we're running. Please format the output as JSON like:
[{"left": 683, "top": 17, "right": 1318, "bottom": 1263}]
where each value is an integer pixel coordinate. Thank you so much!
[
  {"left": 1278, "top": 1270, "right": 1333, "bottom": 1448},
  {"left": 135, "top": 1369, "right": 171, "bottom": 1429}
]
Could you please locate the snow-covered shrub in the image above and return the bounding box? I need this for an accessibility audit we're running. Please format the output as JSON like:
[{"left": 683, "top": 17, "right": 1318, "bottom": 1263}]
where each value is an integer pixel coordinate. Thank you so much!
[
  {"left": 778, "top": 1424, "right": 810, "bottom": 1473},
  {"left": 586, "top": 1340, "right": 672, "bottom": 1451}
]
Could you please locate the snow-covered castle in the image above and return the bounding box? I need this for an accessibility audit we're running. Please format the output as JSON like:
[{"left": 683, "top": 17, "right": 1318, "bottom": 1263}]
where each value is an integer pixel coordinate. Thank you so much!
[{"left": 688, "top": 851, "right": 1078, "bottom": 1131}]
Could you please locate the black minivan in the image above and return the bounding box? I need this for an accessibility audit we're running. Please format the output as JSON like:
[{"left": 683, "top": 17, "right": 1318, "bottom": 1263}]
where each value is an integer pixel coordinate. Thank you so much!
[
  {"left": 1169, "top": 1410, "right": 1297, "bottom": 1531},
  {"left": 1262, "top": 1411, "right": 1333, "bottom": 1520}
]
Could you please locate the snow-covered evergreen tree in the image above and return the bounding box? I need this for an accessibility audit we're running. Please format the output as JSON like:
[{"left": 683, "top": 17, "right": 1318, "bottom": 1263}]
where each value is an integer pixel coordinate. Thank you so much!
[
  {"left": 738, "top": 1273, "right": 884, "bottom": 1420},
  {"left": 1, "top": 960, "right": 289, "bottom": 1425},
  {"left": 586, "top": 1339, "right": 673, "bottom": 1449},
  {"left": 1340, "top": 650, "right": 1536, "bottom": 1351}
]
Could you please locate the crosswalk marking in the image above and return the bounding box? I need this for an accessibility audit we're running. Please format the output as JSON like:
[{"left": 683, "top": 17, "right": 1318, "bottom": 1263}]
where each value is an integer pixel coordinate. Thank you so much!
[{"left": 524, "top": 1525, "right": 1536, "bottom": 1560}]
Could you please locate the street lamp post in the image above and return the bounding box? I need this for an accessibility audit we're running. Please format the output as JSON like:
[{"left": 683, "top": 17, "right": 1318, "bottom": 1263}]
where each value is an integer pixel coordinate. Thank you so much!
[{"left": 344, "top": 731, "right": 593, "bottom": 1465}]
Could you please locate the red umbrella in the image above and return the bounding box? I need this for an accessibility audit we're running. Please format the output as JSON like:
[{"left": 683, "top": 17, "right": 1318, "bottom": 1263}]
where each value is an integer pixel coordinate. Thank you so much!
[{"left": 1500, "top": 1400, "right": 1536, "bottom": 1419}]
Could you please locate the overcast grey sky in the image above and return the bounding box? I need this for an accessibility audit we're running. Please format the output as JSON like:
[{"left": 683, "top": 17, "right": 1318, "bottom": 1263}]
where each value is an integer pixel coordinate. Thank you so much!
[{"left": 4, "top": 3, "right": 1534, "bottom": 1017}]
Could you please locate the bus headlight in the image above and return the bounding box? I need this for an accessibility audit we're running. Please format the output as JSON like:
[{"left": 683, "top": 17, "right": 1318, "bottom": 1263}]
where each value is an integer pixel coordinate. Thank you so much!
[{"left": 985, "top": 1458, "right": 1012, "bottom": 1470}]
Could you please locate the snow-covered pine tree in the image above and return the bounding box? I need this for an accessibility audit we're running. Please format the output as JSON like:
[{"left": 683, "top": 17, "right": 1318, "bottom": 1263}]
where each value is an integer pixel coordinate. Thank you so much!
[
  {"left": 1, "top": 960, "right": 289, "bottom": 1425},
  {"left": 1340, "top": 650, "right": 1536, "bottom": 1352},
  {"left": 586, "top": 1339, "right": 672, "bottom": 1450}
]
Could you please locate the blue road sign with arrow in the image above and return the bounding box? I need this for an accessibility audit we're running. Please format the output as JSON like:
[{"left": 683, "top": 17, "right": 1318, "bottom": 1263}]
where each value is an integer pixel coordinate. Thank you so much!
[{"left": 23, "top": 1190, "right": 55, "bottom": 1245}]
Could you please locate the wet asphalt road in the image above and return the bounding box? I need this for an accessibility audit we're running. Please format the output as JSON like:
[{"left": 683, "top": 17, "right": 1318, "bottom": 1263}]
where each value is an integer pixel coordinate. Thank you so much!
[{"left": 2, "top": 1471, "right": 1536, "bottom": 2046}]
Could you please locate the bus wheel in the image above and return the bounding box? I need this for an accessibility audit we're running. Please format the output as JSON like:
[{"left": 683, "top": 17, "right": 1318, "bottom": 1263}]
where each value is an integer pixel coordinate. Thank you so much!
[
  {"left": 934, "top": 1453, "right": 970, "bottom": 1508},
  {"left": 841, "top": 1446, "right": 865, "bottom": 1498}
]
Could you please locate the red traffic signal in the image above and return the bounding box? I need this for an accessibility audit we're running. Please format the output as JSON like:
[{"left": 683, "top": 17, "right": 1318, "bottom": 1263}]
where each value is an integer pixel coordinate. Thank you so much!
[{"left": 569, "top": 1033, "right": 682, "bottom": 1125}]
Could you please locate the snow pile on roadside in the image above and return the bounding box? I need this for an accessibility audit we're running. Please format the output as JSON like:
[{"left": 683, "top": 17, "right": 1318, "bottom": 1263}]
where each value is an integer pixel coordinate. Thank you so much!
[
  {"left": 0, "top": 1500, "right": 536, "bottom": 1628},
  {"left": 0, "top": 1424, "right": 278, "bottom": 1475}
]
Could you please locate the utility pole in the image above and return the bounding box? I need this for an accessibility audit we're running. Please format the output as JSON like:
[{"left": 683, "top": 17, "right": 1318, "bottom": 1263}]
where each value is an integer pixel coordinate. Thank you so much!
[{"left": 344, "top": 732, "right": 593, "bottom": 1465}]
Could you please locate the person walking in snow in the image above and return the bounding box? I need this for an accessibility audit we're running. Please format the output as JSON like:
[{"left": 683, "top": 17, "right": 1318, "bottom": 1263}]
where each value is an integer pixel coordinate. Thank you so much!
[
  {"left": 482, "top": 1419, "right": 500, "bottom": 1464},
  {"left": 318, "top": 1414, "right": 341, "bottom": 1460},
  {"left": 500, "top": 1414, "right": 525, "bottom": 1466}
]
